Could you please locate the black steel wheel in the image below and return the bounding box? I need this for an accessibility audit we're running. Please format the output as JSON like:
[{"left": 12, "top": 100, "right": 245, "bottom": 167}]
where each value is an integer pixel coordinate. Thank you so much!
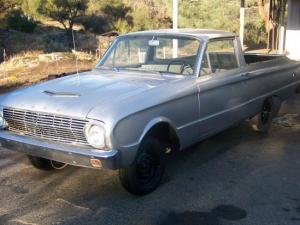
[
  {"left": 250, "top": 97, "right": 280, "bottom": 134},
  {"left": 119, "top": 137, "right": 165, "bottom": 195},
  {"left": 261, "top": 100, "right": 272, "bottom": 125}
]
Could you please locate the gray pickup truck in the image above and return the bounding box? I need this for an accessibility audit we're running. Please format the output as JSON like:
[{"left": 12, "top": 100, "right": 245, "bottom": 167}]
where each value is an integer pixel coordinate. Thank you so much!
[{"left": 0, "top": 29, "right": 300, "bottom": 195}]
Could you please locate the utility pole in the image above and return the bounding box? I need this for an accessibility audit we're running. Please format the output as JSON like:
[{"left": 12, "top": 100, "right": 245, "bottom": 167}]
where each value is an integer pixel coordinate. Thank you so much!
[
  {"left": 278, "top": 0, "right": 287, "bottom": 54},
  {"left": 173, "top": 0, "right": 178, "bottom": 30},
  {"left": 172, "top": 0, "right": 178, "bottom": 58},
  {"left": 240, "top": 0, "right": 245, "bottom": 47}
]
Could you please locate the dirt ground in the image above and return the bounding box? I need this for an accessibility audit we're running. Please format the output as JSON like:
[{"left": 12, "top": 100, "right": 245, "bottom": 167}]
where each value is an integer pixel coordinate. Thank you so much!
[
  {"left": 0, "top": 59, "right": 95, "bottom": 92},
  {"left": 0, "top": 92, "right": 299, "bottom": 225}
]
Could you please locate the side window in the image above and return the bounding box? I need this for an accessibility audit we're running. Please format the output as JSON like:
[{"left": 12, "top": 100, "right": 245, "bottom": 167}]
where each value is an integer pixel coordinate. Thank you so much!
[{"left": 200, "top": 39, "right": 239, "bottom": 76}]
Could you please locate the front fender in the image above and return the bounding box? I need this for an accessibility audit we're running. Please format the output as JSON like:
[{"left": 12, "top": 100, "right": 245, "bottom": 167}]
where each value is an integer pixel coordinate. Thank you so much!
[
  {"left": 113, "top": 115, "right": 178, "bottom": 167},
  {"left": 137, "top": 117, "right": 178, "bottom": 146}
]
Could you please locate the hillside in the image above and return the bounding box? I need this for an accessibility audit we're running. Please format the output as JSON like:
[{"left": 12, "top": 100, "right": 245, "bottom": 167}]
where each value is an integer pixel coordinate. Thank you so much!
[{"left": 0, "top": 0, "right": 268, "bottom": 91}]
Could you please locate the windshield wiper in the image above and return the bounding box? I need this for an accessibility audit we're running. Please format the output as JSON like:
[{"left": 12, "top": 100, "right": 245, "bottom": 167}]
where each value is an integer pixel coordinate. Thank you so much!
[
  {"left": 96, "top": 66, "right": 164, "bottom": 76},
  {"left": 113, "top": 67, "right": 163, "bottom": 75}
]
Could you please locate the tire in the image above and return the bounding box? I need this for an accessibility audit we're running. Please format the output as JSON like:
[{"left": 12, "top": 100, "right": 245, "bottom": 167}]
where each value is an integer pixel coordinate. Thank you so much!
[
  {"left": 27, "top": 155, "right": 67, "bottom": 171},
  {"left": 250, "top": 97, "right": 280, "bottom": 134},
  {"left": 119, "top": 137, "right": 165, "bottom": 195},
  {"left": 272, "top": 97, "right": 282, "bottom": 118}
]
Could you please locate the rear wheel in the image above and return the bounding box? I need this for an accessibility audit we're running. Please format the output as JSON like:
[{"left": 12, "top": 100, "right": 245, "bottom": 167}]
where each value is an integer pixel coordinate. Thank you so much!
[
  {"left": 119, "top": 137, "right": 165, "bottom": 195},
  {"left": 27, "top": 155, "right": 67, "bottom": 171},
  {"left": 250, "top": 97, "right": 280, "bottom": 133}
]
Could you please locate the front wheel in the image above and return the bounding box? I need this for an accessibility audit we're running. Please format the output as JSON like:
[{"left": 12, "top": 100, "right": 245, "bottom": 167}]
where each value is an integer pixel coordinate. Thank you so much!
[
  {"left": 119, "top": 137, "right": 165, "bottom": 195},
  {"left": 27, "top": 155, "right": 67, "bottom": 171}
]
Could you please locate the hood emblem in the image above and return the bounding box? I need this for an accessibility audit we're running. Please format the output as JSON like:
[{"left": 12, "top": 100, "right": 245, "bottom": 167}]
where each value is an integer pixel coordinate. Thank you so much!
[{"left": 43, "top": 90, "right": 80, "bottom": 97}]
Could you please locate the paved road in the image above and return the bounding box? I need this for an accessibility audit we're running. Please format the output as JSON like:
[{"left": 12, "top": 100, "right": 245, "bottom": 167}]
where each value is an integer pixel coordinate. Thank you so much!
[{"left": 0, "top": 95, "right": 299, "bottom": 225}]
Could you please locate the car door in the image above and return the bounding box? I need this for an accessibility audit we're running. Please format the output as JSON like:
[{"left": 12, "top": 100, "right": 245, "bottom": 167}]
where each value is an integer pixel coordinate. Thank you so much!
[{"left": 196, "top": 38, "right": 247, "bottom": 139}]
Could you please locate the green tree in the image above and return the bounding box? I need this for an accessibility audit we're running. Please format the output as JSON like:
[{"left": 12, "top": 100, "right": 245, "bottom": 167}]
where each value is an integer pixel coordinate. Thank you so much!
[
  {"left": 21, "top": 0, "right": 42, "bottom": 19},
  {"left": 176, "top": 0, "right": 267, "bottom": 48},
  {"left": 5, "top": 9, "right": 37, "bottom": 32},
  {"left": 178, "top": 0, "right": 240, "bottom": 33},
  {"left": 129, "top": 0, "right": 172, "bottom": 31},
  {"left": 38, "top": 0, "right": 88, "bottom": 33},
  {"left": 0, "top": 1, "right": 5, "bottom": 13},
  {"left": 101, "top": 2, "right": 133, "bottom": 32},
  {"left": 87, "top": 0, "right": 171, "bottom": 33},
  {"left": 0, "top": 0, "right": 20, "bottom": 14}
]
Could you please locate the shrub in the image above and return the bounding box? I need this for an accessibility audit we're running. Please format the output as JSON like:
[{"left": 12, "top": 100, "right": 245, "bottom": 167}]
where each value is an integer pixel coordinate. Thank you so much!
[
  {"left": 5, "top": 10, "right": 37, "bottom": 33},
  {"left": 244, "top": 21, "right": 267, "bottom": 49},
  {"left": 76, "top": 15, "right": 108, "bottom": 33}
]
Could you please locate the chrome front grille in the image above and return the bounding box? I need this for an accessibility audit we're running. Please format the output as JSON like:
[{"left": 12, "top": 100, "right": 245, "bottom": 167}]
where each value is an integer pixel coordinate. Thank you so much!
[{"left": 3, "top": 108, "right": 89, "bottom": 145}]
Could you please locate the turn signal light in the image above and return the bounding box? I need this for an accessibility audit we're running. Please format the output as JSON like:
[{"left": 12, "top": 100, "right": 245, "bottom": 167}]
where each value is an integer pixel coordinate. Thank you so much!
[{"left": 90, "top": 159, "right": 102, "bottom": 168}]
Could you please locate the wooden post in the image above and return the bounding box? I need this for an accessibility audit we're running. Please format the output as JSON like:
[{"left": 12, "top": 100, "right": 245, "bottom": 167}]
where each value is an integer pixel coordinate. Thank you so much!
[
  {"left": 99, "top": 37, "right": 102, "bottom": 58},
  {"left": 3, "top": 48, "right": 7, "bottom": 62}
]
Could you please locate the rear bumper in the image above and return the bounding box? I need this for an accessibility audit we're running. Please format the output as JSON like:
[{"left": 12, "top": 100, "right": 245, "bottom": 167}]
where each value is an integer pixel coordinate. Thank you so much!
[{"left": 0, "top": 130, "right": 119, "bottom": 169}]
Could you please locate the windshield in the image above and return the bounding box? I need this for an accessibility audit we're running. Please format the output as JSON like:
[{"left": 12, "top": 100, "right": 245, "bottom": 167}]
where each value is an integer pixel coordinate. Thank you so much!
[{"left": 97, "top": 35, "right": 201, "bottom": 75}]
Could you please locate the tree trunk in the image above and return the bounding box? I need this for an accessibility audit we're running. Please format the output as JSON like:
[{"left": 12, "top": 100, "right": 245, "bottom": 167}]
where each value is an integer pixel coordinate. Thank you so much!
[{"left": 258, "top": 0, "right": 271, "bottom": 32}]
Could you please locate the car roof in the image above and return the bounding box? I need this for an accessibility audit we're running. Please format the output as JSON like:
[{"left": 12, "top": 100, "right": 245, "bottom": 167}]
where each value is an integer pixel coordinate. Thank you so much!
[{"left": 121, "top": 29, "right": 237, "bottom": 41}]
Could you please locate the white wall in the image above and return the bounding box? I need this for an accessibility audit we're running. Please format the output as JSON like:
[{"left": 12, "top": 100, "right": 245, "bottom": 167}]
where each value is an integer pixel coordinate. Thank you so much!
[
  {"left": 286, "top": 30, "right": 300, "bottom": 60},
  {"left": 286, "top": 0, "right": 300, "bottom": 60}
]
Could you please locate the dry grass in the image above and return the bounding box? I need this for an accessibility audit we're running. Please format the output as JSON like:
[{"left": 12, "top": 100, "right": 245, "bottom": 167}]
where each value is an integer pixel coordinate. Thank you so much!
[
  {"left": 6, "top": 50, "right": 44, "bottom": 58},
  {"left": 0, "top": 52, "right": 97, "bottom": 93},
  {"left": 1, "top": 51, "right": 96, "bottom": 70}
]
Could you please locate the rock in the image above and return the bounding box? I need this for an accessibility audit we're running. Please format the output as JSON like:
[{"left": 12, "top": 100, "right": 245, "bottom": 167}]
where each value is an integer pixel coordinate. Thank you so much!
[{"left": 273, "top": 114, "right": 300, "bottom": 130}]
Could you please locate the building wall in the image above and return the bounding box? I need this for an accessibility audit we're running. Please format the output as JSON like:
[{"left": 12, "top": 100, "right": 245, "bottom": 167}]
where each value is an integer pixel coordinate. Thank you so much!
[{"left": 286, "top": 0, "right": 300, "bottom": 60}]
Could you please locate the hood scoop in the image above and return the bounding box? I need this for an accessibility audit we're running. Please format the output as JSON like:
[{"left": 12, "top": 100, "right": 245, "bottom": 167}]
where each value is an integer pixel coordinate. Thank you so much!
[{"left": 43, "top": 90, "right": 80, "bottom": 97}]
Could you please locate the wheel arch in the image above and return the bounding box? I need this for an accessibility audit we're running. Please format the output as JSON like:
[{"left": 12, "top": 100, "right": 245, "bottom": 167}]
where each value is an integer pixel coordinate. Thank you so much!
[
  {"left": 138, "top": 118, "right": 181, "bottom": 153},
  {"left": 264, "top": 94, "right": 282, "bottom": 117}
]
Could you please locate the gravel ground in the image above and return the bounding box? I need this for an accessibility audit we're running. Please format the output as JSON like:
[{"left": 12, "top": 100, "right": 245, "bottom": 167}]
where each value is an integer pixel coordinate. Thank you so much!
[{"left": 0, "top": 94, "right": 299, "bottom": 225}]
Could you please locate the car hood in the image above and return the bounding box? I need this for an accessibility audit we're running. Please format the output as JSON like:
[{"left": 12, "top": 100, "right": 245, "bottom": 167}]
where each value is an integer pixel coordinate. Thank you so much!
[{"left": 0, "top": 70, "right": 178, "bottom": 119}]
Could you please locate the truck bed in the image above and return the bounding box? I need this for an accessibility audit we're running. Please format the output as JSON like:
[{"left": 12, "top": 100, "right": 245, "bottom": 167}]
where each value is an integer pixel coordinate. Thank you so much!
[{"left": 244, "top": 53, "right": 285, "bottom": 64}]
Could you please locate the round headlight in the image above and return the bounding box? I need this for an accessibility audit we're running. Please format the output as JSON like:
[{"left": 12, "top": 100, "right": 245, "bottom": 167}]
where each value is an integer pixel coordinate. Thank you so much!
[
  {"left": 0, "top": 115, "right": 4, "bottom": 128},
  {"left": 85, "top": 124, "right": 106, "bottom": 149},
  {"left": 0, "top": 107, "right": 6, "bottom": 129}
]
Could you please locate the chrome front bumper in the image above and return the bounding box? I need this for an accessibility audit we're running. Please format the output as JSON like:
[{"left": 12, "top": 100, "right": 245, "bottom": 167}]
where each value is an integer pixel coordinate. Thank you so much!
[{"left": 0, "top": 130, "right": 119, "bottom": 169}]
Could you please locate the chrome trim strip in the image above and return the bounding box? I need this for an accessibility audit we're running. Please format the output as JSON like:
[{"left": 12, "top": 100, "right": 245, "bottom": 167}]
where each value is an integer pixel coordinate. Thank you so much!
[{"left": 3, "top": 107, "right": 89, "bottom": 146}]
